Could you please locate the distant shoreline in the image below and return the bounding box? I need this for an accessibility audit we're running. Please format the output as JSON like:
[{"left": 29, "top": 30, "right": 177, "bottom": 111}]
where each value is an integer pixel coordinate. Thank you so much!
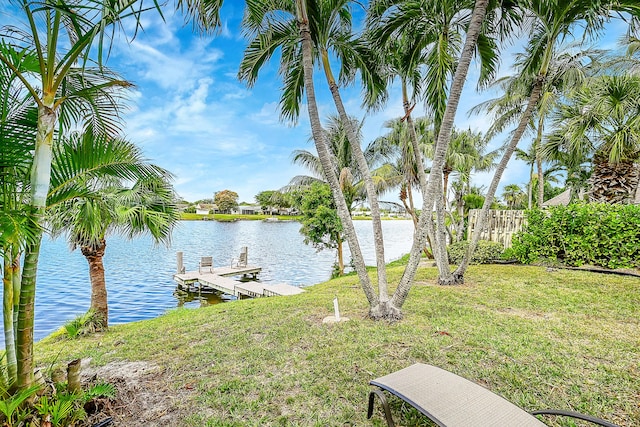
[{"left": 179, "top": 213, "right": 411, "bottom": 222}]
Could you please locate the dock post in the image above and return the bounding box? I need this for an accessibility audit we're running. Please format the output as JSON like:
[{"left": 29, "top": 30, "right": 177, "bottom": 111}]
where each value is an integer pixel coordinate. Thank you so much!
[{"left": 177, "top": 251, "right": 185, "bottom": 274}]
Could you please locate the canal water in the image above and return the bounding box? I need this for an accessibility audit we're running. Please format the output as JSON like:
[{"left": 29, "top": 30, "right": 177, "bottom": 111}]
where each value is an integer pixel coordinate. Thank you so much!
[{"left": 31, "top": 219, "right": 414, "bottom": 341}]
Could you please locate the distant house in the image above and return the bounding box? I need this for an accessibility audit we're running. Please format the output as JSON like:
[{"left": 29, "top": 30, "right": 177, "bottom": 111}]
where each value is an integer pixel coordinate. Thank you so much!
[
  {"left": 234, "top": 204, "right": 262, "bottom": 215},
  {"left": 195, "top": 203, "right": 215, "bottom": 215}
]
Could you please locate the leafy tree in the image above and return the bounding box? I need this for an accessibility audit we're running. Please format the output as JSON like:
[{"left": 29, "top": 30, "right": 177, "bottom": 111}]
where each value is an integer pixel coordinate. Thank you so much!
[
  {"left": 255, "top": 191, "right": 278, "bottom": 211},
  {"left": 214, "top": 190, "right": 239, "bottom": 213},
  {"left": 298, "top": 182, "right": 344, "bottom": 275},
  {"left": 256, "top": 190, "right": 292, "bottom": 212}
]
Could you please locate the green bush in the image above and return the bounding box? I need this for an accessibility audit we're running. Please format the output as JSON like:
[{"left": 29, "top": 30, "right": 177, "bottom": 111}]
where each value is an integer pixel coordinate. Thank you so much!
[
  {"left": 511, "top": 204, "right": 640, "bottom": 269},
  {"left": 447, "top": 240, "right": 504, "bottom": 264}
]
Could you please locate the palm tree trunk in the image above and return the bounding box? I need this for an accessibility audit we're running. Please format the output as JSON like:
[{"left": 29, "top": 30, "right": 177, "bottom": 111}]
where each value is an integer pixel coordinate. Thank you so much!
[
  {"left": 82, "top": 240, "right": 109, "bottom": 328},
  {"left": 390, "top": 0, "right": 490, "bottom": 305},
  {"left": 320, "top": 49, "right": 389, "bottom": 301},
  {"left": 403, "top": 83, "right": 434, "bottom": 259},
  {"left": 17, "top": 102, "right": 56, "bottom": 390},
  {"left": 296, "top": 0, "right": 378, "bottom": 308},
  {"left": 527, "top": 163, "right": 534, "bottom": 209},
  {"left": 535, "top": 119, "right": 544, "bottom": 207},
  {"left": 588, "top": 157, "right": 640, "bottom": 204},
  {"left": 3, "top": 251, "right": 17, "bottom": 385},
  {"left": 337, "top": 238, "right": 344, "bottom": 276},
  {"left": 455, "top": 77, "right": 544, "bottom": 278},
  {"left": 17, "top": 240, "right": 40, "bottom": 390}
]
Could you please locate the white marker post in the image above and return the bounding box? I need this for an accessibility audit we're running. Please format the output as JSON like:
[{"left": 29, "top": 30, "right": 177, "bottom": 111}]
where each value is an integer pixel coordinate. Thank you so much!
[{"left": 333, "top": 297, "right": 341, "bottom": 322}]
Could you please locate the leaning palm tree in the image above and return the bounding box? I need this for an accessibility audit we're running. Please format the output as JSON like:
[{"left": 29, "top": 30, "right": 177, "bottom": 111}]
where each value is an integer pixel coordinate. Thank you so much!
[
  {"left": 0, "top": 0, "right": 160, "bottom": 389},
  {"left": 473, "top": 45, "right": 604, "bottom": 209},
  {"left": 544, "top": 75, "right": 640, "bottom": 204},
  {"left": 455, "top": 0, "right": 632, "bottom": 282},
  {"left": 46, "top": 130, "right": 179, "bottom": 328}
]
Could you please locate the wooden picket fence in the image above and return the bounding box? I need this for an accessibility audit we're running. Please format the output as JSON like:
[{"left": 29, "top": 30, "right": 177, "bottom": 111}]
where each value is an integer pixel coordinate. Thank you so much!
[{"left": 467, "top": 209, "right": 526, "bottom": 248}]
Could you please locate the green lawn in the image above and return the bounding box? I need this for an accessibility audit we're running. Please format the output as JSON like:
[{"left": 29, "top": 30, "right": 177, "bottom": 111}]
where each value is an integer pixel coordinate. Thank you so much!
[{"left": 37, "top": 264, "right": 639, "bottom": 426}]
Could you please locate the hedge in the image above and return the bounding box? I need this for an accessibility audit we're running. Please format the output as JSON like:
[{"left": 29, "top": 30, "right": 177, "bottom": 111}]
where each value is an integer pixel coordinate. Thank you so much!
[{"left": 511, "top": 204, "right": 640, "bottom": 269}]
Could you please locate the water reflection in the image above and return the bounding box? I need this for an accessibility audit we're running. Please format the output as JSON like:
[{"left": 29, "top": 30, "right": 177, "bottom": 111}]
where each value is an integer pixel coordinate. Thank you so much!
[{"left": 31, "top": 219, "right": 414, "bottom": 341}]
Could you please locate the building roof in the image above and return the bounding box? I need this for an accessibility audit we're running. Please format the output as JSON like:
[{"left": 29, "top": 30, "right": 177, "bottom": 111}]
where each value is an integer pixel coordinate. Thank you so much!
[{"left": 542, "top": 188, "right": 640, "bottom": 207}]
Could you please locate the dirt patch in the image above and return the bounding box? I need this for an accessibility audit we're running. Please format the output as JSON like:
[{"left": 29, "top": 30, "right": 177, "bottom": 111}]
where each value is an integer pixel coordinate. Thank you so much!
[{"left": 81, "top": 360, "right": 195, "bottom": 426}]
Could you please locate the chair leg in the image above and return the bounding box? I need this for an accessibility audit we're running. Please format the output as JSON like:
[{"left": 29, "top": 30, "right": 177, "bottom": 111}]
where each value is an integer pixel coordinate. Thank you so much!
[
  {"left": 531, "top": 410, "right": 620, "bottom": 427},
  {"left": 368, "top": 389, "right": 395, "bottom": 427}
]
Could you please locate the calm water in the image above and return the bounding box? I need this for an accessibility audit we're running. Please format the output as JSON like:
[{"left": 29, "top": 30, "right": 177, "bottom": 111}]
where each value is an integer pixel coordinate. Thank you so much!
[{"left": 31, "top": 219, "right": 414, "bottom": 341}]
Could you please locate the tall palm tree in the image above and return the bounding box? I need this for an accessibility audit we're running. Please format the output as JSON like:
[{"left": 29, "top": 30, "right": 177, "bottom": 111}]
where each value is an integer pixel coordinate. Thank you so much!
[
  {"left": 474, "top": 45, "right": 603, "bottom": 209},
  {"left": 0, "top": 48, "right": 38, "bottom": 386},
  {"left": 455, "top": 0, "right": 631, "bottom": 281},
  {"left": 367, "top": 0, "right": 516, "bottom": 286},
  {"left": 240, "top": 0, "right": 395, "bottom": 312},
  {"left": 47, "top": 130, "right": 179, "bottom": 328},
  {"left": 544, "top": 75, "right": 640, "bottom": 204},
  {"left": 0, "top": 0, "right": 160, "bottom": 389},
  {"left": 237, "top": 0, "right": 387, "bottom": 315}
]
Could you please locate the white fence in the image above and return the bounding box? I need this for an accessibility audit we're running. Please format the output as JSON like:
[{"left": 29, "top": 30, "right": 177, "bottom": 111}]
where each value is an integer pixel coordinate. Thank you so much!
[{"left": 467, "top": 209, "right": 526, "bottom": 248}]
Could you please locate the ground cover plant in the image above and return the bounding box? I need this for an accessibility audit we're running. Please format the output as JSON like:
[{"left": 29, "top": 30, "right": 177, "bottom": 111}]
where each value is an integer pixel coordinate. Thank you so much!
[{"left": 35, "top": 263, "right": 639, "bottom": 426}]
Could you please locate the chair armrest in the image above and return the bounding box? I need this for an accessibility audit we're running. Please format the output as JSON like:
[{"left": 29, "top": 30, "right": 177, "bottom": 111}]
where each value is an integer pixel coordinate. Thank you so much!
[{"left": 531, "top": 409, "right": 620, "bottom": 427}]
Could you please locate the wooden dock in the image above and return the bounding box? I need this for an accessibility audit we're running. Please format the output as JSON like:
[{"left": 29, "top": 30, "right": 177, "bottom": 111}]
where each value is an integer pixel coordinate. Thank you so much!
[{"left": 173, "top": 265, "right": 304, "bottom": 299}]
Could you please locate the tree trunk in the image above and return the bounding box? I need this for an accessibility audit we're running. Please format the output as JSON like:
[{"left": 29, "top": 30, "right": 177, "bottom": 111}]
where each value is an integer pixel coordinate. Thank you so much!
[
  {"left": 17, "top": 239, "right": 40, "bottom": 391},
  {"left": 337, "top": 238, "right": 344, "bottom": 276},
  {"left": 455, "top": 76, "right": 545, "bottom": 279},
  {"left": 17, "top": 102, "right": 56, "bottom": 390},
  {"left": 402, "top": 82, "right": 434, "bottom": 259},
  {"left": 3, "top": 250, "right": 18, "bottom": 386},
  {"left": 390, "top": 0, "right": 490, "bottom": 305},
  {"left": 535, "top": 119, "right": 544, "bottom": 208},
  {"left": 82, "top": 239, "right": 109, "bottom": 328},
  {"left": 296, "top": 0, "right": 378, "bottom": 307},
  {"left": 588, "top": 157, "right": 640, "bottom": 204},
  {"left": 320, "top": 49, "right": 389, "bottom": 300}
]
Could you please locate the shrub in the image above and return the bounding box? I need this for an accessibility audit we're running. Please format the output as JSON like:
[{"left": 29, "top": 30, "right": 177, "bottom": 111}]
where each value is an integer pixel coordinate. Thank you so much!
[
  {"left": 511, "top": 204, "right": 640, "bottom": 269},
  {"left": 447, "top": 240, "right": 504, "bottom": 264}
]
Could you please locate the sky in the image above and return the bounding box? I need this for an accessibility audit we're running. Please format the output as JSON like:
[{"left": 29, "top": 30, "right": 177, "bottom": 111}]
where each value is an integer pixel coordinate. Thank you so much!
[{"left": 1, "top": 2, "right": 632, "bottom": 205}]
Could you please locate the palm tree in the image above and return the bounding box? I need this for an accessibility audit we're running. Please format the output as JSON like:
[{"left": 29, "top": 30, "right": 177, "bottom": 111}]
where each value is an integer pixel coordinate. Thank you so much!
[
  {"left": 368, "top": 117, "right": 432, "bottom": 231},
  {"left": 501, "top": 184, "right": 527, "bottom": 209},
  {"left": 0, "top": 0, "right": 160, "bottom": 389},
  {"left": 240, "top": 0, "right": 397, "bottom": 314},
  {"left": 367, "top": 0, "right": 514, "bottom": 286},
  {"left": 474, "top": 45, "right": 603, "bottom": 209},
  {"left": 46, "top": 130, "right": 179, "bottom": 328},
  {"left": 289, "top": 115, "right": 371, "bottom": 274},
  {"left": 455, "top": 0, "right": 630, "bottom": 281},
  {"left": 544, "top": 75, "right": 640, "bottom": 204},
  {"left": 0, "top": 50, "right": 38, "bottom": 386}
]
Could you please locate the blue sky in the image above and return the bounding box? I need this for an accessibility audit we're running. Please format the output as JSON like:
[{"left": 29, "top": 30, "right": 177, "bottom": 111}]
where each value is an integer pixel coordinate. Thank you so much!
[{"left": 2, "top": 2, "right": 632, "bottom": 204}]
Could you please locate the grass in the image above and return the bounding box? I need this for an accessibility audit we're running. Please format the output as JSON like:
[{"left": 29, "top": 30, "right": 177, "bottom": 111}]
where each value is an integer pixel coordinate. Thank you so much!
[{"left": 37, "top": 263, "right": 639, "bottom": 426}]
